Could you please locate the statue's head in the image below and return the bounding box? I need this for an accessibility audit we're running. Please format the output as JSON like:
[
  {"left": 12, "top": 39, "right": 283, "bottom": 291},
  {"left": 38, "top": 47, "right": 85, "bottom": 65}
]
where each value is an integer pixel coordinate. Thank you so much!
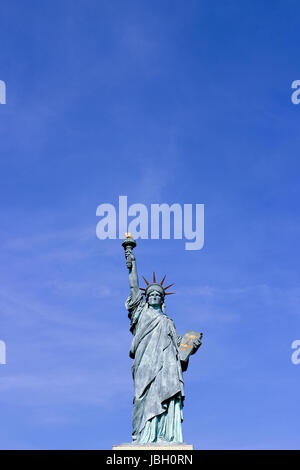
[
  {"left": 147, "top": 289, "right": 163, "bottom": 307},
  {"left": 140, "top": 273, "right": 175, "bottom": 311}
]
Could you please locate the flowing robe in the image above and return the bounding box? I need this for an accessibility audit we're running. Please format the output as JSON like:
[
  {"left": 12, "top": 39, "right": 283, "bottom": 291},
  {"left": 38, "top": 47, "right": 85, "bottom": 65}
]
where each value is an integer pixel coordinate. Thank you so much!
[{"left": 126, "top": 291, "right": 186, "bottom": 443}]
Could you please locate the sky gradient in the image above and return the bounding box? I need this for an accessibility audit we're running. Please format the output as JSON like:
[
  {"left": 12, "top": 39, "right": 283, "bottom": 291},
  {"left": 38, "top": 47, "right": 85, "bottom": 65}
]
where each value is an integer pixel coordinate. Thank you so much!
[{"left": 0, "top": 0, "right": 300, "bottom": 449}]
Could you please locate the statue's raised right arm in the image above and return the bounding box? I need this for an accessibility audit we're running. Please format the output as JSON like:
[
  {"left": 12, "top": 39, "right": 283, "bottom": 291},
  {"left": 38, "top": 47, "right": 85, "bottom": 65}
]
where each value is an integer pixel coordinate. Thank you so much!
[{"left": 122, "top": 235, "right": 139, "bottom": 299}]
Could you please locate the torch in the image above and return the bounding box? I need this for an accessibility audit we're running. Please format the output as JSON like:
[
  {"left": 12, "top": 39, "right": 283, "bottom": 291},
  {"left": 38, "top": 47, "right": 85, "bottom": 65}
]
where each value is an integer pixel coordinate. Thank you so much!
[{"left": 122, "top": 233, "right": 136, "bottom": 270}]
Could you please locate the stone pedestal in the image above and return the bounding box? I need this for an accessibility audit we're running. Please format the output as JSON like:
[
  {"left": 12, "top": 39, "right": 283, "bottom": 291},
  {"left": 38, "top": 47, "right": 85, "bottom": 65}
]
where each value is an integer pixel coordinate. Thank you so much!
[{"left": 112, "top": 442, "right": 194, "bottom": 450}]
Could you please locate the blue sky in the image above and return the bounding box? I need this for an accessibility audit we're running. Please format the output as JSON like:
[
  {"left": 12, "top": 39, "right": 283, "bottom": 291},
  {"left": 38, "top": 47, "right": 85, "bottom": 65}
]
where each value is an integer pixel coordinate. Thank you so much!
[{"left": 0, "top": 0, "right": 300, "bottom": 449}]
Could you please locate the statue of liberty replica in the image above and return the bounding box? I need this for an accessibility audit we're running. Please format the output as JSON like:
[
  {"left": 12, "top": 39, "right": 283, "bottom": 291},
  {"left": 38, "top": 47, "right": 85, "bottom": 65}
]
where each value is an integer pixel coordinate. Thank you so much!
[{"left": 122, "top": 234, "right": 203, "bottom": 446}]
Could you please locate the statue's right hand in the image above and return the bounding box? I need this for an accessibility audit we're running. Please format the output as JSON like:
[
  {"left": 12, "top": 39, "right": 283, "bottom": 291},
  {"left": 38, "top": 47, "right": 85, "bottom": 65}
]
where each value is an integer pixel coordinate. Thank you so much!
[{"left": 125, "top": 249, "right": 135, "bottom": 269}]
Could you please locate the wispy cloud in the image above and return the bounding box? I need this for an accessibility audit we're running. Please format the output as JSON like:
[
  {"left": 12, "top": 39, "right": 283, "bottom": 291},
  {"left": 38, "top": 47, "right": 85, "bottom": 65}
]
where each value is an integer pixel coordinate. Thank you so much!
[{"left": 0, "top": 369, "right": 132, "bottom": 407}]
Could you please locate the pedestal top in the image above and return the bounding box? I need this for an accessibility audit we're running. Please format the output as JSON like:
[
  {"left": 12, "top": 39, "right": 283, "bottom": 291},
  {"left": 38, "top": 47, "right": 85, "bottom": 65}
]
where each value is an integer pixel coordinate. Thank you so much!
[{"left": 112, "top": 442, "right": 194, "bottom": 450}]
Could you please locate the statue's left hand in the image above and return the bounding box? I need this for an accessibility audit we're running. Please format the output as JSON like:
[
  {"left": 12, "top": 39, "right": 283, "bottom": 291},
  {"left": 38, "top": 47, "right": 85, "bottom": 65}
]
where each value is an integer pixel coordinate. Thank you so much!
[{"left": 191, "top": 334, "right": 202, "bottom": 354}]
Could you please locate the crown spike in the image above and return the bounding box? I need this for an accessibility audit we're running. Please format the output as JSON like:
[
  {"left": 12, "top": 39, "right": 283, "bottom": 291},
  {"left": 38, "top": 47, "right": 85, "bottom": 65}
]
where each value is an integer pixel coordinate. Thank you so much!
[
  {"left": 164, "top": 283, "right": 174, "bottom": 290},
  {"left": 165, "top": 292, "right": 175, "bottom": 295},
  {"left": 142, "top": 276, "right": 149, "bottom": 286},
  {"left": 153, "top": 272, "right": 156, "bottom": 283},
  {"left": 160, "top": 274, "right": 166, "bottom": 286}
]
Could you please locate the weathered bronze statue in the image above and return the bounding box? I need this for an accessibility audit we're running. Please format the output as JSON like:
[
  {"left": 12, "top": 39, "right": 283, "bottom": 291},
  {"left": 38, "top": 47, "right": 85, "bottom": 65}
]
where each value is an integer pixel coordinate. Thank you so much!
[{"left": 122, "top": 234, "right": 202, "bottom": 444}]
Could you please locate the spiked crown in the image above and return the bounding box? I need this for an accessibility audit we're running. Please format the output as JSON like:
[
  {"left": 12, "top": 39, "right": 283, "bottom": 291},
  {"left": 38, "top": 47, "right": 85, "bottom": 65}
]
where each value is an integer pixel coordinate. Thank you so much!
[{"left": 140, "top": 272, "right": 175, "bottom": 299}]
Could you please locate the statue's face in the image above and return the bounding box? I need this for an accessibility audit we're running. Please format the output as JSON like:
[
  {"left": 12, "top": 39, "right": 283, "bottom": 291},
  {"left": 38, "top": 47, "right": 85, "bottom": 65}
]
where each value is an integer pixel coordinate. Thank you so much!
[{"left": 147, "top": 290, "right": 163, "bottom": 307}]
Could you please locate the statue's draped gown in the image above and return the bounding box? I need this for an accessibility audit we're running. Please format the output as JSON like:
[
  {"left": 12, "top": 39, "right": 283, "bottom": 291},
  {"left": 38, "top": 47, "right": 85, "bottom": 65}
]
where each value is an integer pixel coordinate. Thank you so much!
[{"left": 126, "top": 291, "right": 186, "bottom": 443}]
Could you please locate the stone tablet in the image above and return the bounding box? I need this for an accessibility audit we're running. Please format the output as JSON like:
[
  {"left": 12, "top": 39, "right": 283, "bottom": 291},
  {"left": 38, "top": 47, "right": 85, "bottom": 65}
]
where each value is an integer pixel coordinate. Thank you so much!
[{"left": 179, "top": 330, "right": 202, "bottom": 362}]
